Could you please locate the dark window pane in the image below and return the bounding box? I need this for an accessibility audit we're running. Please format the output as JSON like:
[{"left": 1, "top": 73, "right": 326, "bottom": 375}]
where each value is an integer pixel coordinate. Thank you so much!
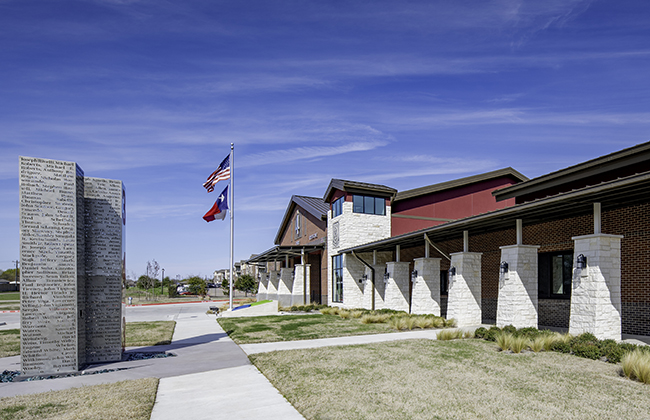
[
  {"left": 364, "top": 196, "right": 374, "bottom": 214},
  {"left": 353, "top": 195, "right": 363, "bottom": 213},
  {"left": 375, "top": 197, "right": 385, "bottom": 215}
]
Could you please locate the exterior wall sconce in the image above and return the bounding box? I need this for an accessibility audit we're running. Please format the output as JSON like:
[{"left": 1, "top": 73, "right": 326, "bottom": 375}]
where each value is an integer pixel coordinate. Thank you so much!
[
  {"left": 359, "top": 274, "right": 367, "bottom": 284},
  {"left": 576, "top": 254, "right": 587, "bottom": 270},
  {"left": 448, "top": 266, "right": 456, "bottom": 283},
  {"left": 383, "top": 271, "right": 390, "bottom": 284},
  {"left": 411, "top": 270, "right": 418, "bottom": 282},
  {"left": 500, "top": 262, "right": 509, "bottom": 274}
]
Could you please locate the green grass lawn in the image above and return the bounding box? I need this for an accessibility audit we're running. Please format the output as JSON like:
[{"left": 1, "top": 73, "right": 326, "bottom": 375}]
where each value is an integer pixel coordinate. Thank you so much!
[
  {"left": 0, "top": 292, "right": 19, "bottom": 301},
  {"left": 251, "top": 339, "right": 650, "bottom": 419},
  {"left": 218, "top": 314, "right": 394, "bottom": 344},
  {"left": 0, "top": 329, "right": 20, "bottom": 358},
  {"left": 125, "top": 321, "right": 176, "bottom": 347},
  {"left": 0, "top": 378, "right": 158, "bottom": 420}
]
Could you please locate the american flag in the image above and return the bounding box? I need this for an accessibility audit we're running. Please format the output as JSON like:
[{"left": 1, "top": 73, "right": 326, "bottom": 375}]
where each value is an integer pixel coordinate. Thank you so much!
[{"left": 203, "top": 154, "right": 230, "bottom": 192}]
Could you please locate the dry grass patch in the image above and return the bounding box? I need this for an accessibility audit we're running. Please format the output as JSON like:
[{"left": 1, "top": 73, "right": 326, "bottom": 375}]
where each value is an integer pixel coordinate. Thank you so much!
[
  {"left": 0, "top": 378, "right": 158, "bottom": 420},
  {"left": 0, "top": 329, "right": 20, "bottom": 358},
  {"left": 251, "top": 339, "right": 650, "bottom": 419},
  {"left": 125, "top": 321, "right": 176, "bottom": 347}
]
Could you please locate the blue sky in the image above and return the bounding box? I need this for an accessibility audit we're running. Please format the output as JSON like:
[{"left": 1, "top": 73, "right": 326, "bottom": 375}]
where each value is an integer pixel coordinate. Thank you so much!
[{"left": 2, "top": 0, "right": 650, "bottom": 280}]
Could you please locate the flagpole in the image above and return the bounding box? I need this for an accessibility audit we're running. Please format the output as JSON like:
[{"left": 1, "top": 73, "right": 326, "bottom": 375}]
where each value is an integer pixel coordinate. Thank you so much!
[{"left": 229, "top": 143, "right": 234, "bottom": 311}]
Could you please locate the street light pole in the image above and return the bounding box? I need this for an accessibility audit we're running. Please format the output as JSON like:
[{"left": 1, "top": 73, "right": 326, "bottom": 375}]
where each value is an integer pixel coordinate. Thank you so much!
[
  {"left": 12, "top": 260, "right": 19, "bottom": 292},
  {"left": 161, "top": 268, "right": 165, "bottom": 296}
]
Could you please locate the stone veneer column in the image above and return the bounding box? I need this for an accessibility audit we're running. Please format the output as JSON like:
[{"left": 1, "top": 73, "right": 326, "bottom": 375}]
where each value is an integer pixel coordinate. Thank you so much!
[
  {"left": 384, "top": 262, "right": 410, "bottom": 312},
  {"left": 257, "top": 275, "right": 268, "bottom": 301},
  {"left": 447, "top": 252, "right": 482, "bottom": 327},
  {"left": 496, "top": 245, "right": 540, "bottom": 329},
  {"left": 266, "top": 271, "right": 279, "bottom": 301},
  {"left": 277, "top": 268, "right": 294, "bottom": 307},
  {"left": 291, "top": 264, "right": 310, "bottom": 306},
  {"left": 372, "top": 264, "right": 386, "bottom": 310},
  {"left": 411, "top": 258, "right": 442, "bottom": 316},
  {"left": 569, "top": 234, "right": 623, "bottom": 340},
  {"left": 343, "top": 254, "right": 365, "bottom": 309}
]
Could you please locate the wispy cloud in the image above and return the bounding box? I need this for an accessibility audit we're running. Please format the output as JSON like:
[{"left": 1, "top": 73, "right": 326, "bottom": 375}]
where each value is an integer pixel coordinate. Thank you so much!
[{"left": 239, "top": 140, "right": 389, "bottom": 168}]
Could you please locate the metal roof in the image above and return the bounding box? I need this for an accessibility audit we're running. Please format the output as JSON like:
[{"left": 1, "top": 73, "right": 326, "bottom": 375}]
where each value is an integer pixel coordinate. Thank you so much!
[
  {"left": 394, "top": 167, "right": 528, "bottom": 202},
  {"left": 323, "top": 179, "right": 397, "bottom": 203},
  {"left": 246, "top": 245, "right": 324, "bottom": 264},
  {"left": 273, "top": 195, "right": 328, "bottom": 245},
  {"left": 493, "top": 140, "right": 650, "bottom": 201},
  {"left": 339, "top": 170, "right": 650, "bottom": 254}
]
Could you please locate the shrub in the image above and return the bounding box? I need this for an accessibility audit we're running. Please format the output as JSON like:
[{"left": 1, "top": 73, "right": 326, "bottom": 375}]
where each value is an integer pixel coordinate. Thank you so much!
[
  {"left": 572, "top": 332, "right": 598, "bottom": 345},
  {"left": 444, "top": 318, "right": 457, "bottom": 328},
  {"left": 622, "top": 349, "right": 650, "bottom": 384},
  {"left": 502, "top": 325, "right": 517, "bottom": 335},
  {"left": 485, "top": 326, "right": 502, "bottom": 342},
  {"left": 510, "top": 336, "right": 530, "bottom": 354},
  {"left": 474, "top": 327, "right": 488, "bottom": 339},
  {"left": 513, "top": 327, "right": 541, "bottom": 339},
  {"left": 550, "top": 340, "right": 572, "bottom": 354},
  {"left": 601, "top": 342, "right": 626, "bottom": 363}
]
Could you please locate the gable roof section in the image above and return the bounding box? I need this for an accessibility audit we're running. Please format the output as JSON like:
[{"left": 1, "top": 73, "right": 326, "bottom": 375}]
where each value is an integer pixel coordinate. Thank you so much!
[
  {"left": 274, "top": 195, "right": 328, "bottom": 245},
  {"left": 493, "top": 141, "right": 650, "bottom": 202},
  {"left": 323, "top": 179, "right": 397, "bottom": 203},
  {"left": 394, "top": 167, "right": 528, "bottom": 202}
]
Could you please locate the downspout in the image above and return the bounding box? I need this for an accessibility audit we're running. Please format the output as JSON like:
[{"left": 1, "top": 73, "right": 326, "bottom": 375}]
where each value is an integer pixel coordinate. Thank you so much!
[{"left": 351, "top": 250, "right": 375, "bottom": 311}]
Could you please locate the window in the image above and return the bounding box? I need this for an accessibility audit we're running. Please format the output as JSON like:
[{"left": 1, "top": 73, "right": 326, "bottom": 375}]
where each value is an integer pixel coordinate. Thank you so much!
[
  {"left": 294, "top": 212, "right": 301, "bottom": 238},
  {"left": 332, "top": 196, "right": 343, "bottom": 218},
  {"left": 352, "top": 195, "right": 385, "bottom": 215},
  {"left": 440, "top": 270, "right": 448, "bottom": 295},
  {"left": 332, "top": 254, "right": 343, "bottom": 302},
  {"left": 538, "top": 251, "right": 573, "bottom": 299}
]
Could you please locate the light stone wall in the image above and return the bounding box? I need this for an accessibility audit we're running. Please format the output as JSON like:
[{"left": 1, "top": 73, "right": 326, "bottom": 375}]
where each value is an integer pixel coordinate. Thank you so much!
[
  {"left": 569, "top": 234, "right": 623, "bottom": 340},
  {"left": 266, "top": 270, "right": 279, "bottom": 301},
  {"left": 342, "top": 254, "right": 366, "bottom": 309},
  {"left": 277, "top": 268, "right": 294, "bottom": 307},
  {"left": 385, "top": 262, "right": 410, "bottom": 312},
  {"left": 291, "top": 264, "right": 310, "bottom": 306},
  {"left": 447, "top": 252, "right": 482, "bottom": 327},
  {"left": 411, "top": 258, "right": 441, "bottom": 315},
  {"left": 257, "top": 276, "right": 268, "bottom": 301},
  {"left": 496, "top": 245, "right": 540, "bottom": 329},
  {"left": 327, "top": 200, "right": 391, "bottom": 307}
]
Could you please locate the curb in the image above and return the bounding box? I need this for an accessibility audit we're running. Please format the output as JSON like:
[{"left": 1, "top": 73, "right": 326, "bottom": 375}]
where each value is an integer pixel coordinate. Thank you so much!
[{"left": 0, "top": 310, "right": 19, "bottom": 313}]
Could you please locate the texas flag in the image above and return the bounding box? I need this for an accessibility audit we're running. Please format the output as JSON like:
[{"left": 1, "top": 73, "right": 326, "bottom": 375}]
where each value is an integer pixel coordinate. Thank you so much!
[{"left": 203, "top": 185, "right": 229, "bottom": 222}]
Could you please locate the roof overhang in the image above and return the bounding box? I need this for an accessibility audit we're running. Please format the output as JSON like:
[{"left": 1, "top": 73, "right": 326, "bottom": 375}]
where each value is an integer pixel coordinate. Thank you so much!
[
  {"left": 340, "top": 170, "right": 650, "bottom": 254},
  {"left": 245, "top": 245, "right": 324, "bottom": 264},
  {"left": 323, "top": 179, "right": 397, "bottom": 203}
]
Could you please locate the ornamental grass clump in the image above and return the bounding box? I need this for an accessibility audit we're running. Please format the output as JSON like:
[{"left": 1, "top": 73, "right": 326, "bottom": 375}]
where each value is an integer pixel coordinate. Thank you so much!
[
  {"left": 350, "top": 310, "right": 364, "bottom": 319},
  {"left": 463, "top": 330, "right": 474, "bottom": 339},
  {"left": 530, "top": 336, "right": 546, "bottom": 353},
  {"left": 510, "top": 336, "right": 530, "bottom": 354},
  {"left": 432, "top": 317, "right": 445, "bottom": 329},
  {"left": 360, "top": 314, "right": 391, "bottom": 324},
  {"left": 437, "top": 329, "right": 463, "bottom": 341},
  {"left": 338, "top": 310, "right": 351, "bottom": 319},
  {"left": 495, "top": 333, "right": 513, "bottom": 351},
  {"left": 622, "top": 349, "right": 650, "bottom": 384},
  {"left": 444, "top": 318, "right": 457, "bottom": 328},
  {"left": 414, "top": 316, "right": 434, "bottom": 329}
]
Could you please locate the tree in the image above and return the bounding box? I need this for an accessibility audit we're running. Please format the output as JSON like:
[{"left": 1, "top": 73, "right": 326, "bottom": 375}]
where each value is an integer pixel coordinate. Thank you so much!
[
  {"left": 187, "top": 276, "right": 207, "bottom": 296},
  {"left": 221, "top": 277, "right": 230, "bottom": 296},
  {"left": 235, "top": 275, "right": 257, "bottom": 296},
  {"left": 137, "top": 275, "right": 156, "bottom": 290},
  {"left": 0, "top": 268, "right": 18, "bottom": 281}
]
